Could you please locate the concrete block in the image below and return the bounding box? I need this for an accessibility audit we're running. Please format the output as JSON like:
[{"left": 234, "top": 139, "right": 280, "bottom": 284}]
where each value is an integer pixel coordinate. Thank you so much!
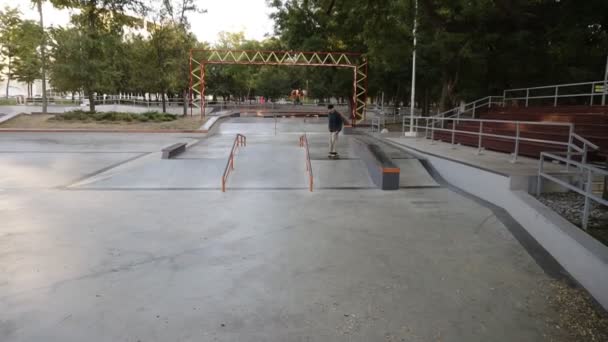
[
  {"left": 161, "top": 143, "right": 187, "bottom": 159},
  {"left": 356, "top": 142, "right": 400, "bottom": 190}
]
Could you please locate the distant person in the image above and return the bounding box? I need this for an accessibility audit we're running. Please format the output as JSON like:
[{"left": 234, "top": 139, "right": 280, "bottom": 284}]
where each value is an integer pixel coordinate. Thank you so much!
[{"left": 327, "top": 104, "right": 348, "bottom": 159}]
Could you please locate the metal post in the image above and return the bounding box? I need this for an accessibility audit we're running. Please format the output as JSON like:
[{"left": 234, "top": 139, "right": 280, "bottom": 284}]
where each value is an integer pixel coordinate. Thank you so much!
[
  {"left": 472, "top": 102, "right": 476, "bottom": 118},
  {"left": 582, "top": 144, "right": 588, "bottom": 165},
  {"left": 582, "top": 169, "right": 592, "bottom": 230},
  {"left": 511, "top": 122, "right": 520, "bottom": 163},
  {"left": 525, "top": 89, "right": 530, "bottom": 107},
  {"left": 537, "top": 154, "right": 544, "bottom": 196},
  {"left": 430, "top": 119, "right": 436, "bottom": 144},
  {"left": 405, "top": 0, "right": 418, "bottom": 136},
  {"left": 476, "top": 121, "right": 483, "bottom": 154},
  {"left": 567, "top": 125, "right": 574, "bottom": 172},
  {"left": 200, "top": 64, "right": 205, "bottom": 119},
  {"left": 602, "top": 54, "right": 608, "bottom": 106},
  {"left": 554, "top": 86, "right": 559, "bottom": 107},
  {"left": 451, "top": 119, "right": 456, "bottom": 148}
]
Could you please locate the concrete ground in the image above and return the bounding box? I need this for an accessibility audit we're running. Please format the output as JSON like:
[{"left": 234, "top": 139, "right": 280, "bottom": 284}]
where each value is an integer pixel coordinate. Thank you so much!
[{"left": 0, "top": 119, "right": 572, "bottom": 341}]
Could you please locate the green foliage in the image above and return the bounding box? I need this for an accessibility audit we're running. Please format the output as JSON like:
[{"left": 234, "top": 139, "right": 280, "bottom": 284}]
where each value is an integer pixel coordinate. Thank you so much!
[
  {"left": 0, "top": 98, "right": 16, "bottom": 105},
  {"left": 52, "top": 110, "right": 177, "bottom": 122},
  {"left": 269, "top": 0, "right": 608, "bottom": 111},
  {"left": 48, "top": 26, "right": 83, "bottom": 94},
  {"left": 0, "top": 6, "right": 22, "bottom": 97},
  {"left": 3, "top": 0, "right": 605, "bottom": 114},
  {"left": 13, "top": 20, "right": 44, "bottom": 95},
  {"left": 46, "top": 0, "right": 147, "bottom": 112}
]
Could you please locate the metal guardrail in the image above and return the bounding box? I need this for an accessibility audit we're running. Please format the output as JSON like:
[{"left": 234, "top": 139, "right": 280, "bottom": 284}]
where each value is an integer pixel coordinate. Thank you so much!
[
  {"left": 402, "top": 116, "right": 581, "bottom": 163},
  {"left": 370, "top": 117, "right": 384, "bottom": 132},
  {"left": 537, "top": 151, "right": 608, "bottom": 230},
  {"left": 431, "top": 79, "right": 607, "bottom": 121},
  {"left": 504, "top": 80, "right": 608, "bottom": 107},
  {"left": 299, "top": 134, "right": 313, "bottom": 192},
  {"left": 370, "top": 114, "right": 411, "bottom": 132},
  {"left": 569, "top": 133, "right": 600, "bottom": 166},
  {"left": 401, "top": 115, "right": 604, "bottom": 228},
  {"left": 434, "top": 96, "right": 504, "bottom": 121},
  {"left": 221, "top": 134, "right": 246, "bottom": 192}
]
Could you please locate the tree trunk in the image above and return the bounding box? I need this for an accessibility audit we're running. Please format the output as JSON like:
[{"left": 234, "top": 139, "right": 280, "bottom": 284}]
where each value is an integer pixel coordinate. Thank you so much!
[
  {"left": 37, "top": 0, "right": 48, "bottom": 113},
  {"left": 5, "top": 58, "right": 10, "bottom": 99},
  {"left": 438, "top": 78, "right": 456, "bottom": 112},
  {"left": 88, "top": 91, "right": 95, "bottom": 112},
  {"left": 182, "top": 89, "right": 188, "bottom": 116},
  {"left": 161, "top": 92, "right": 167, "bottom": 113}
]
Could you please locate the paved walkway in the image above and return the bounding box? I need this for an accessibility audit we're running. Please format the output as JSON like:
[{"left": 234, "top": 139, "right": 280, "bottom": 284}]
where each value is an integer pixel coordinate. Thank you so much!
[{"left": 0, "top": 120, "right": 573, "bottom": 341}]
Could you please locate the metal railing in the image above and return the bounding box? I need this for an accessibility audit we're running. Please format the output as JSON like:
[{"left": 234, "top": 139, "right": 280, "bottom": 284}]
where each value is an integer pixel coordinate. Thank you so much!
[
  {"left": 503, "top": 80, "right": 608, "bottom": 107},
  {"left": 568, "top": 133, "right": 600, "bottom": 165},
  {"left": 537, "top": 151, "right": 608, "bottom": 230},
  {"left": 299, "top": 134, "right": 314, "bottom": 192},
  {"left": 221, "top": 134, "right": 247, "bottom": 192},
  {"left": 402, "top": 116, "right": 582, "bottom": 163},
  {"left": 206, "top": 101, "right": 348, "bottom": 113},
  {"left": 434, "top": 96, "right": 505, "bottom": 121},
  {"left": 370, "top": 117, "right": 384, "bottom": 132}
]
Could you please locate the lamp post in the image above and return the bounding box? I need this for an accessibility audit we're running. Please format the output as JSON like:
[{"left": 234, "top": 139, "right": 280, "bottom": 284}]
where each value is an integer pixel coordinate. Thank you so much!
[
  {"left": 404, "top": 0, "right": 418, "bottom": 136},
  {"left": 602, "top": 54, "right": 608, "bottom": 106}
]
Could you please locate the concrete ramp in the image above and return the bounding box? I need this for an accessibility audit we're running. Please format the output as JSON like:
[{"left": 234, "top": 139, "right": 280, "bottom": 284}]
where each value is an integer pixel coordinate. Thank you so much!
[{"left": 395, "top": 159, "right": 440, "bottom": 188}]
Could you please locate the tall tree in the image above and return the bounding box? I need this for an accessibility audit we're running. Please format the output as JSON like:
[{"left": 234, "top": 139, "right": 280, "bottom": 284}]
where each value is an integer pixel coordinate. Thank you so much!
[
  {"left": 33, "top": 0, "right": 48, "bottom": 113},
  {"left": 0, "top": 6, "right": 22, "bottom": 98},
  {"left": 157, "top": 0, "right": 204, "bottom": 115},
  {"left": 48, "top": 27, "right": 83, "bottom": 97},
  {"left": 50, "top": 0, "right": 146, "bottom": 112},
  {"left": 13, "top": 20, "right": 43, "bottom": 98}
]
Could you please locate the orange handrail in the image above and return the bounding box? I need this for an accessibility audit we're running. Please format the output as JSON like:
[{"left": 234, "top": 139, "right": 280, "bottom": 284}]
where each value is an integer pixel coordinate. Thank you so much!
[
  {"left": 221, "top": 134, "right": 246, "bottom": 192},
  {"left": 299, "top": 134, "right": 313, "bottom": 192}
]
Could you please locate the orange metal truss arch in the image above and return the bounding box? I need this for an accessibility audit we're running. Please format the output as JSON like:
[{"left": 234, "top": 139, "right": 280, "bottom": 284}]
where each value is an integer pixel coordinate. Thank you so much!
[{"left": 189, "top": 49, "right": 368, "bottom": 123}]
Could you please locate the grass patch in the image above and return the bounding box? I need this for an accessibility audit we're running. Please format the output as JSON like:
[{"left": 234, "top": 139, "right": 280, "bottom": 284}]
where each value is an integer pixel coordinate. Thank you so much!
[
  {"left": 51, "top": 110, "right": 177, "bottom": 123},
  {"left": 0, "top": 98, "right": 17, "bottom": 105},
  {"left": 1, "top": 113, "right": 205, "bottom": 130}
]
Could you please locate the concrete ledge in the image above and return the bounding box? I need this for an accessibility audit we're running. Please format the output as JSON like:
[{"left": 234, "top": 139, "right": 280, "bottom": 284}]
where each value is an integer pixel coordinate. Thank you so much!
[
  {"left": 161, "top": 143, "right": 187, "bottom": 159},
  {"left": 356, "top": 142, "right": 400, "bottom": 190},
  {"left": 395, "top": 142, "right": 608, "bottom": 310},
  {"left": 200, "top": 110, "right": 241, "bottom": 134}
]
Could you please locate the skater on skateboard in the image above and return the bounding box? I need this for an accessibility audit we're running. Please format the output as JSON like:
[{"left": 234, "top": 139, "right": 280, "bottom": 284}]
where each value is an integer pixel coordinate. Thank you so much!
[{"left": 328, "top": 104, "right": 348, "bottom": 159}]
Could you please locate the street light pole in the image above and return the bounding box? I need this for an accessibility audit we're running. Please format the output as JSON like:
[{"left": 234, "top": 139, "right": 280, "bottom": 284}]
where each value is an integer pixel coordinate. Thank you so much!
[
  {"left": 602, "top": 54, "right": 608, "bottom": 106},
  {"left": 405, "top": 0, "right": 418, "bottom": 136}
]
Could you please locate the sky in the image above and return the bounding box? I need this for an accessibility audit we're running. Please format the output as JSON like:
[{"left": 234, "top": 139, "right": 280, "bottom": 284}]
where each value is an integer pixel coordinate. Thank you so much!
[{"left": 1, "top": 0, "right": 276, "bottom": 43}]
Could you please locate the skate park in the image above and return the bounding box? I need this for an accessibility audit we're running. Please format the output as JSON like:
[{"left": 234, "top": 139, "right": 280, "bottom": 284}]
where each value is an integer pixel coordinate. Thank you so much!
[
  {"left": 2, "top": 0, "right": 608, "bottom": 340},
  {"left": 2, "top": 101, "right": 607, "bottom": 340}
]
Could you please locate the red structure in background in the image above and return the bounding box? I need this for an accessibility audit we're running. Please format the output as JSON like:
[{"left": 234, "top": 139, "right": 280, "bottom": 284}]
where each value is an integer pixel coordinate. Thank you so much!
[{"left": 189, "top": 49, "right": 368, "bottom": 123}]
